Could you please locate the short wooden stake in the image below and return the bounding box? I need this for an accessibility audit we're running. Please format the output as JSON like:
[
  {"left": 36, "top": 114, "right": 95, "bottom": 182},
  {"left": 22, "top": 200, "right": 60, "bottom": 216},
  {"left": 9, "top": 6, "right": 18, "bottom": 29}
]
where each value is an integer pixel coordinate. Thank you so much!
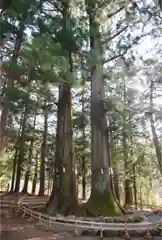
[
  {"left": 100, "top": 222, "right": 103, "bottom": 239},
  {"left": 21, "top": 211, "right": 26, "bottom": 218},
  {"left": 46, "top": 218, "right": 53, "bottom": 231},
  {"left": 38, "top": 213, "right": 42, "bottom": 223},
  {"left": 35, "top": 213, "right": 42, "bottom": 227},
  {"left": 15, "top": 205, "right": 21, "bottom": 215},
  {"left": 74, "top": 220, "right": 78, "bottom": 236},
  {"left": 28, "top": 211, "right": 33, "bottom": 222},
  {"left": 144, "top": 229, "right": 153, "bottom": 239},
  {"left": 123, "top": 223, "right": 131, "bottom": 240}
]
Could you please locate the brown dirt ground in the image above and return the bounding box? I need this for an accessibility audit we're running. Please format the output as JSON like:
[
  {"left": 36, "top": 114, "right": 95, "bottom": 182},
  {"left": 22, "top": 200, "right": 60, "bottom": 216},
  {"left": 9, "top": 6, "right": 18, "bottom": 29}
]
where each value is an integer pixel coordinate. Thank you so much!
[{"left": 0, "top": 192, "right": 161, "bottom": 240}]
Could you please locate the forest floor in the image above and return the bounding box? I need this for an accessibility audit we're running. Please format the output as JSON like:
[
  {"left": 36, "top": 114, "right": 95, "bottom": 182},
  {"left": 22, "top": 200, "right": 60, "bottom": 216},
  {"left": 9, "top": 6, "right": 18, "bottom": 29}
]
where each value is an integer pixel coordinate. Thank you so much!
[{"left": 0, "top": 192, "right": 161, "bottom": 240}]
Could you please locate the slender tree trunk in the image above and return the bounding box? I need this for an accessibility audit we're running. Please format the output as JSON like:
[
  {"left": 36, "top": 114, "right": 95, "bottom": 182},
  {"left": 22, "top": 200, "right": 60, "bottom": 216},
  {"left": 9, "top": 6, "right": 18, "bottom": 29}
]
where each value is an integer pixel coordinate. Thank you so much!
[
  {"left": 32, "top": 154, "right": 38, "bottom": 195},
  {"left": 113, "top": 166, "right": 120, "bottom": 203},
  {"left": 14, "top": 105, "right": 29, "bottom": 192},
  {"left": 10, "top": 147, "right": 18, "bottom": 192},
  {"left": 122, "top": 82, "right": 133, "bottom": 206},
  {"left": 39, "top": 105, "right": 48, "bottom": 196},
  {"left": 82, "top": 156, "right": 86, "bottom": 200},
  {"left": 149, "top": 80, "right": 162, "bottom": 175},
  {"left": 14, "top": 69, "right": 32, "bottom": 192},
  {"left": 0, "top": 22, "right": 24, "bottom": 152},
  {"left": 10, "top": 122, "right": 22, "bottom": 192},
  {"left": 22, "top": 114, "right": 37, "bottom": 193},
  {"left": 133, "top": 164, "right": 137, "bottom": 209},
  {"left": 81, "top": 66, "right": 86, "bottom": 200},
  {"left": 85, "top": 1, "right": 121, "bottom": 216}
]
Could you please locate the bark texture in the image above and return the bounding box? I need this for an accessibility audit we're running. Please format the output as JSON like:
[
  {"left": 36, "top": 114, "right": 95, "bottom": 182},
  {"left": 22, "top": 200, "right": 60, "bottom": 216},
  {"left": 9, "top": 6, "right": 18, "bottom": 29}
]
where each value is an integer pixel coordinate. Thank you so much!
[
  {"left": 39, "top": 105, "right": 48, "bottom": 196},
  {"left": 84, "top": 1, "right": 122, "bottom": 216},
  {"left": 22, "top": 114, "right": 36, "bottom": 193},
  {"left": 32, "top": 155, "right": 38, "bottom": 194},
  {"left": 14, "top": 105, "right": 29, "bottom": 192},
  {"left": 46, "top": 84, "right": 77, "bottom": 215},
  {"left": 149, "top": 80, "right": 162, "bottom": 176}
]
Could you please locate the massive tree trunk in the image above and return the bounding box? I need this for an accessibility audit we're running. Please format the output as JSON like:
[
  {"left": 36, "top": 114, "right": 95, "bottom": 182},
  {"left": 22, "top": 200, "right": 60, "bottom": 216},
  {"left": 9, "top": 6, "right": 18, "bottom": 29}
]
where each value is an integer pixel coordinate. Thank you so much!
[
  {"left": 85, "top": 1, "right": 121, "bottom": 216},
  {"left": 39, "top": 105, "right": 48, "bottom": 196},
  {"left": 46, "top": 84, "right": 77, "bottom": 215},
  {"left": 0, "top": 22, "right": 24, "bottom": 152},
  {"left": 46, "top": 0, "right": 77, "bottom": 216},
  {"left": 22, "top": 114, "right": 36, "bottom": 193}
]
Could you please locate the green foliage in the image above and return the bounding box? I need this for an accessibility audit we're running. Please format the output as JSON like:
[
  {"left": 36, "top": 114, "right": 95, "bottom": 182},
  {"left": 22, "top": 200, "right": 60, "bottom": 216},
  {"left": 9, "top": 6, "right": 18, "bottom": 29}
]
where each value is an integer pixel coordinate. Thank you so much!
[{"left": 0, "top": 0, "right": 161, "bottom": 207}]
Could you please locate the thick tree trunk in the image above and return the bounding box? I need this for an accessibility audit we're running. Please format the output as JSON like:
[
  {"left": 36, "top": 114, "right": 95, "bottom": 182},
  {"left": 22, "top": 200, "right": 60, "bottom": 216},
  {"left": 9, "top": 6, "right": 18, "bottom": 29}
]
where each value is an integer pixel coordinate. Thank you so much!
[
  {"left": 46, "top": 84, "right": 77, "bottom": 216},
  {"left": 0, "top": 22, "right": 24, "bottom": 152},
  {"left": 39, "top": 105, "right": 48, "bottom": 196},
  {"left": 85, "top": 1, "right": 121, "bottom": 216},
  {"left": 46, "top": 0, "right": 77, "bottom": 216},
  {"left": 22, "top": 171, "right": 29, "bottom": 194}
]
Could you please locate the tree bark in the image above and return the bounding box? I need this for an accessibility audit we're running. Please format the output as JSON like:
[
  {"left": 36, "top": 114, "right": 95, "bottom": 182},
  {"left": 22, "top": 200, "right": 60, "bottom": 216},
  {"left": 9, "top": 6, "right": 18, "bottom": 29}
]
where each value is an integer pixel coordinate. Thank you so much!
[
  {"left": 14, "top": 68, "right": 32, "bottom": 192},
  {"left": 10, "top": 117, "right": 23, "bottom": 192},
  {"left": 22, "top": 114, "right": 37, "bottom": 193},
  {"left": 122, "top": 81, "right": 133, "bottom": 206},
  {"left": 85, "top": 1, "right": 121, "bottom": 216},
  {"left": 81, "top": 66, "right": 86, "bottom": 200},
  {"left": 113, "top": 166, "right": 120, "bottom": 203},
  {"left": 39, "top": 105, "right": 48, "bottom": 196},
  {"left": 133, "top": 164, "right": 137, "bottom": 209},
  {"left": 46, "top": 84, "right": 77, "bottom": 215},
  {"left": 14, "top": 105, "right": 29, "bottom": 192},
  {"left": 46, "top": 1, "right": 77, "bottom": 216},
  {"left": 32, "top": 153, "right": 38, "bottom": 195},
  {"left": 149, "top": 80, "right": 162, "bottom": 176}
]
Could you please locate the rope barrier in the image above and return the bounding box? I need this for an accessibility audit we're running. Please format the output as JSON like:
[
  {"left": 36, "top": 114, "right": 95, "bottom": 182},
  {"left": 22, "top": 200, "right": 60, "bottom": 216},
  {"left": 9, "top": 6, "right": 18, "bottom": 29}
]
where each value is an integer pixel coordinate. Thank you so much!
[{"left": 1, "top": 196, "right": 162, "bottom": 236}]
